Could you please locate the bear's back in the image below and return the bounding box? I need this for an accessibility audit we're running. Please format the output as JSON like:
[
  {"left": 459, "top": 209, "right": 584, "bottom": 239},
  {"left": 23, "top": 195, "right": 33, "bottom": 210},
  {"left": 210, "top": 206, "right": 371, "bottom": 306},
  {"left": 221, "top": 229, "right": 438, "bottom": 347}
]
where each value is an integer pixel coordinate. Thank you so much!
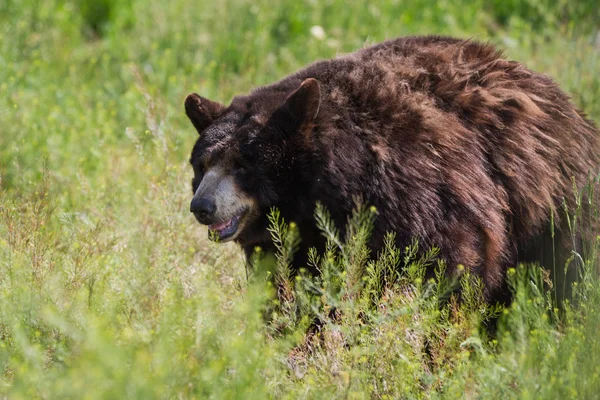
[{"left": 286, "top": 36, "right": 600, "bottom": 299}]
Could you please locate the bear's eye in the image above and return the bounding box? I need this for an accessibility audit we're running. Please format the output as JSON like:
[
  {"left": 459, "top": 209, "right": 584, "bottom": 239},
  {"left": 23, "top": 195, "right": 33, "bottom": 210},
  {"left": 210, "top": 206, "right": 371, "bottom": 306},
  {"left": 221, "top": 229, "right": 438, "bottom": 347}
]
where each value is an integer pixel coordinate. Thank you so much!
[
  {"left": 192, "top": 162, "right": 205, "bottom": 176},
  {"left": 232, "top": 161, "right": 249, "bottom": 176}
]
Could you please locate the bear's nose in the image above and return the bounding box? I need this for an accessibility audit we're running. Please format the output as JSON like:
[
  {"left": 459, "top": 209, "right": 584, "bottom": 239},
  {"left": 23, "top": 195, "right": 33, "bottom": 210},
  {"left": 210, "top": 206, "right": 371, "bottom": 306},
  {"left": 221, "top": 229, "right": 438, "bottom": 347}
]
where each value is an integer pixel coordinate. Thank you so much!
[{"left": 190, "top": 197, "right": 216, "bottom": 220}]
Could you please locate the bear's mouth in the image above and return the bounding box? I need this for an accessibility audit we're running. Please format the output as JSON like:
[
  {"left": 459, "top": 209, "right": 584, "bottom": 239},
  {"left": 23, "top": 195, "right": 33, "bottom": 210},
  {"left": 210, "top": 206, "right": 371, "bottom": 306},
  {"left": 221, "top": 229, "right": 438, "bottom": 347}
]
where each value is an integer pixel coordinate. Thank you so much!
[{"left": 207, "top": 209, "right": 247, "bottom": 242}]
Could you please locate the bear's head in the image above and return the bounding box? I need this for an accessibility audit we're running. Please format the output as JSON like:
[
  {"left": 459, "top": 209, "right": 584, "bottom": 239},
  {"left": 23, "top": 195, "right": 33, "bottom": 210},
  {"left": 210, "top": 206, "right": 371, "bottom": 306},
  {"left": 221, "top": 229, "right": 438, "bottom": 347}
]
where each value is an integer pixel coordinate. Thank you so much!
[{"left": 185, "top": 78, "right": 322, "bottom": 247}]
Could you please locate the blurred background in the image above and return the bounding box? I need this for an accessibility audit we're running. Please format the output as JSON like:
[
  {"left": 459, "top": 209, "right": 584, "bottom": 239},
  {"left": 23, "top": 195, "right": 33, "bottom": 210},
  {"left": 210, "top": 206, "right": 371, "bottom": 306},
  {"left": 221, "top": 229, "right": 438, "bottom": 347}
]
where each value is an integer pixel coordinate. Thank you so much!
[{"left": 0, "top": 1, "right": 599, "bottom": 398}]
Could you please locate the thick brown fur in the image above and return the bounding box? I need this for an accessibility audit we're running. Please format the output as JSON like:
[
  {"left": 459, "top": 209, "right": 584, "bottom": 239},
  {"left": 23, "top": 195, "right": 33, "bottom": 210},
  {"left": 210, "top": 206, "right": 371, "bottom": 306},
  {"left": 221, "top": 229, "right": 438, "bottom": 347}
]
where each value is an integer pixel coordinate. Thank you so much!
[{"left": 186, "top": 35, "right": 600, "bottom": 303}]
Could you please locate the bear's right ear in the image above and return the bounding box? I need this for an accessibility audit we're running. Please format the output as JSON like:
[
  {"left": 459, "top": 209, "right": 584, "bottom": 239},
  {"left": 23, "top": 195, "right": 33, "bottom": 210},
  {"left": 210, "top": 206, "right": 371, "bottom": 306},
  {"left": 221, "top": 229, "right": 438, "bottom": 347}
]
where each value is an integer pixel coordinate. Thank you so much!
[
  {"left": 184, "top": 93, "right": 226, "bottom": 133},
  {"left": 284, "top": 78, "right": 321, "bottom": 123}
]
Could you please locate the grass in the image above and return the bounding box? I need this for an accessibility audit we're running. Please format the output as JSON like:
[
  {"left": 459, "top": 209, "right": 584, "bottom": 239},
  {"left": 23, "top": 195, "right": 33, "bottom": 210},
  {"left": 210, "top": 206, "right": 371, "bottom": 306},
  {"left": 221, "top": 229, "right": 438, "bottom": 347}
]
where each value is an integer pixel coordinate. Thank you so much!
[{"left": 1, "top": 0, "right": 600, "bottom": 398}]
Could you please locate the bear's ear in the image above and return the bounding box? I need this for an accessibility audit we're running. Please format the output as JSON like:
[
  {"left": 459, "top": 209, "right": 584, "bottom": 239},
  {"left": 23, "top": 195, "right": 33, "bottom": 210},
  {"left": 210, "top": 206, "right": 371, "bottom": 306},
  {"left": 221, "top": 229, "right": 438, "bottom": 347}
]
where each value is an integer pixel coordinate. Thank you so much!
[
  {"left": 184, "top": 93, "right": 226, "bottom": 133},
  {"left": 284, "top": 78, "right": 321, "bottom": 123}
]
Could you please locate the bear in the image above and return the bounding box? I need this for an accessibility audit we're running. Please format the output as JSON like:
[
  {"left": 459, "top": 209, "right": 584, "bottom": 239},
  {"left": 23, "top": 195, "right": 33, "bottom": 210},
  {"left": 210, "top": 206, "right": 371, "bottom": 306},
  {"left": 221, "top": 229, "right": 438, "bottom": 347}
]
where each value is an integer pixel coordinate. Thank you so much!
[{"left": 184, "top": 35, "right": 599, "bottom": 303}]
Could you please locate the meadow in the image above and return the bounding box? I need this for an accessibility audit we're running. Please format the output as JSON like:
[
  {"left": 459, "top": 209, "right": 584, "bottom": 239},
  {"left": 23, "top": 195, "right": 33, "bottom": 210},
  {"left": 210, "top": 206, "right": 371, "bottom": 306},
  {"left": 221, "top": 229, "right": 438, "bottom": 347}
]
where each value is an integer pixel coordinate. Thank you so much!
[{"left": 1, "top": 0, "right": 600, "bottom": 398}]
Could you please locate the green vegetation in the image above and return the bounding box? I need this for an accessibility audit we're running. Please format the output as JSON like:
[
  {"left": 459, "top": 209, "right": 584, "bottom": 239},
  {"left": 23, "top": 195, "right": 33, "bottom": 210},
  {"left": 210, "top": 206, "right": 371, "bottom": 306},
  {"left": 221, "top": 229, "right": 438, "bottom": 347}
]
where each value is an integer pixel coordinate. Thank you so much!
[{"left": 1, "top": 0, "right": 600, "bottom": 398}]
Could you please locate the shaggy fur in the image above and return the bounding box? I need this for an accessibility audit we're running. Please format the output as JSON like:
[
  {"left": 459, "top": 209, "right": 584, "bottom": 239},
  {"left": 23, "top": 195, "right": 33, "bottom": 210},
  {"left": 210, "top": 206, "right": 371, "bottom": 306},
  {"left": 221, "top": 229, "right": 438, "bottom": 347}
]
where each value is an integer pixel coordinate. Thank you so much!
[{"left": 186, "top": 35, "right": 600, "bottom": 302}]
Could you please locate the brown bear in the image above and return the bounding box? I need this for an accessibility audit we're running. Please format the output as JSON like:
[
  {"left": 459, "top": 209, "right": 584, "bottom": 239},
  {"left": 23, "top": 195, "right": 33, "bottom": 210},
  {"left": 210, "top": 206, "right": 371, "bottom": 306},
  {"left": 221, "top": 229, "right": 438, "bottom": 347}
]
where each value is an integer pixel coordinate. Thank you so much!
[{"left": 184, "top": 35, "right": 599, "bottom": 302}]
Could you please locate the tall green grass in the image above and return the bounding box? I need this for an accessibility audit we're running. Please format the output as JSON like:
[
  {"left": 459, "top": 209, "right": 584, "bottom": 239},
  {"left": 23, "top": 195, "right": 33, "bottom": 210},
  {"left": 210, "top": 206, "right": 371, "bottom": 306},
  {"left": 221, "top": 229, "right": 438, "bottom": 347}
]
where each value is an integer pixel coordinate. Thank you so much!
[{"left": 1, "top": 0, "right": 600, "bottom": 398}]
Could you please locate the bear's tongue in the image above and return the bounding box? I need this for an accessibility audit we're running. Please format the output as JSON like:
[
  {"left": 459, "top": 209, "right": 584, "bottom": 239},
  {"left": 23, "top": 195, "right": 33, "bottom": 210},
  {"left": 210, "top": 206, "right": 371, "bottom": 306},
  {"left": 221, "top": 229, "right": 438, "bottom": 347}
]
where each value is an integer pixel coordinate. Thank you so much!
[{"left": 209, "top": 218, "right": 234, "bottom": 232}]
